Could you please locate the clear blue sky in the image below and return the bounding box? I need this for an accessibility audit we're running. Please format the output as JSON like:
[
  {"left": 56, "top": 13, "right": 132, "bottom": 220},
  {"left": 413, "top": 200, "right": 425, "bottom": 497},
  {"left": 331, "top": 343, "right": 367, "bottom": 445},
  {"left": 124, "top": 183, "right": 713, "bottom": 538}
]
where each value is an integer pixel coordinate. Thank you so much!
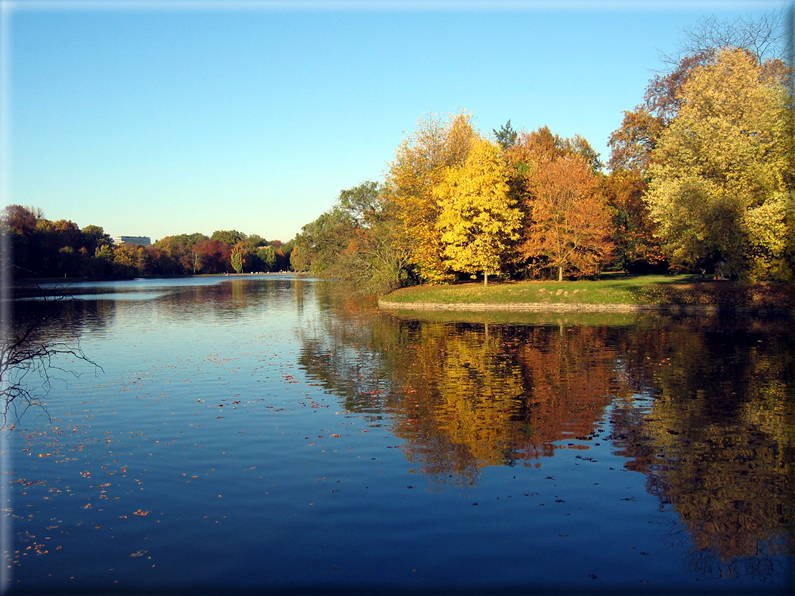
[{"left": 1, "top": 0, "right": 787, "bottom": 244}]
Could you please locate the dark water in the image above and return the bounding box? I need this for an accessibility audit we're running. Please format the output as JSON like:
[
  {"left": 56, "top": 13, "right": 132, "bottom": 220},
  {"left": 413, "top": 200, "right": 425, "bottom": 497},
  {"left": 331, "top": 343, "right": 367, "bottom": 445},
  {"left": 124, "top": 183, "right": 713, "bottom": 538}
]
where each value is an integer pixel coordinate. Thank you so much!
[{"left": 4, "top": 276, "right": 794, "bottom": 594}]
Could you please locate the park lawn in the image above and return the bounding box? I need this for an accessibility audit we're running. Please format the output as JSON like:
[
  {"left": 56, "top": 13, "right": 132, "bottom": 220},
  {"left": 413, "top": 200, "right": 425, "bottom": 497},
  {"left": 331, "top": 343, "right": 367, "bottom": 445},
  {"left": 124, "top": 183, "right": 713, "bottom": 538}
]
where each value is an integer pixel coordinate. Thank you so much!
[{"left": 382, "top": 274, "right": 795, "bottom": 310}]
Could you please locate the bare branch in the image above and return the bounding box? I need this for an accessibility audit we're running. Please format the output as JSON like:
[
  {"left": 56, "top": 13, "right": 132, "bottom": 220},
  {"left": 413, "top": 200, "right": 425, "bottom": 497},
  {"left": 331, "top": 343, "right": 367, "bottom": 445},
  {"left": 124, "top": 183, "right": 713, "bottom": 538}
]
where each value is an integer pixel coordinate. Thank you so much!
[
  {"left": 660, "top": 9, "right": 790, "bottom": 68},
  {"left": 1, "top": 281, "right": 102, "bottom": 428}
]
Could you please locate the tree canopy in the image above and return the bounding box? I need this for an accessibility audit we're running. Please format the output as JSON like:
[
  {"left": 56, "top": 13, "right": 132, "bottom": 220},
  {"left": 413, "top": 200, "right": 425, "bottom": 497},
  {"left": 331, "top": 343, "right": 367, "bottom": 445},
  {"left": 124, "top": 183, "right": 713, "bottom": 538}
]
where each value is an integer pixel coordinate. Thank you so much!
[
  {"left": 645, "top": 47, "right": 792, "bottom": 279},
  {"left": 433, "top": 139, "right": 522, "bottom": 285}
]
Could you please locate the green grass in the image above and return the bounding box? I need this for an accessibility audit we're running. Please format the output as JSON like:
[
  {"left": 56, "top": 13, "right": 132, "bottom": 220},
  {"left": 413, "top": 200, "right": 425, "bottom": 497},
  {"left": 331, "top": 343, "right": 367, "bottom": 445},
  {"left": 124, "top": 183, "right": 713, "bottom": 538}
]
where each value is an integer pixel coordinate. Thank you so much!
[{"left": 381, "top": 273, "right": 794, "bottom": 310}]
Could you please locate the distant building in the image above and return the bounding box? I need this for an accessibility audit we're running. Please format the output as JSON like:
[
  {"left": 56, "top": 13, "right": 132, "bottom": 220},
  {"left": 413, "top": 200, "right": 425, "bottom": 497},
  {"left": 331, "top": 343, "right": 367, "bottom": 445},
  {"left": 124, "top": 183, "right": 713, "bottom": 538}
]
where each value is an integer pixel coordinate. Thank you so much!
[{"left": 113, "top": 235, "right": 151, "bottom": 246}]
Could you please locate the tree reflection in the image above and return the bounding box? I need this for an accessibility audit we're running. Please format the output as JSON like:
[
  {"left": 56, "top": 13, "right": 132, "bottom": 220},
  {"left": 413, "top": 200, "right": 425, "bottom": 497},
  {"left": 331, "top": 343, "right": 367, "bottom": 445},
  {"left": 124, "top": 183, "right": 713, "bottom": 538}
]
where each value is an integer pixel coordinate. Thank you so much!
[
  {"left": 610, "top": 317, "right": 795, "bottom": 578},
  {"left": 300, "top": 284, "right": 629, "bottom": 482},
  {"left": 10, "top": 278, "right": 793, "bottom": 578},
  {"left": 299, "top": 288, "right": 794, "bottom": 577}
]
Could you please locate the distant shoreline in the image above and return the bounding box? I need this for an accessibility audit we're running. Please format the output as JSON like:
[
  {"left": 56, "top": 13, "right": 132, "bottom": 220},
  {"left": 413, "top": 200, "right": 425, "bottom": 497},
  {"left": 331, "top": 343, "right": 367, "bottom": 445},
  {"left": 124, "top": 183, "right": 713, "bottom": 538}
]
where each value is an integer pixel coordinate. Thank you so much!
[{"left": 10, "top": 271, "right": 305, "bottom": 286}]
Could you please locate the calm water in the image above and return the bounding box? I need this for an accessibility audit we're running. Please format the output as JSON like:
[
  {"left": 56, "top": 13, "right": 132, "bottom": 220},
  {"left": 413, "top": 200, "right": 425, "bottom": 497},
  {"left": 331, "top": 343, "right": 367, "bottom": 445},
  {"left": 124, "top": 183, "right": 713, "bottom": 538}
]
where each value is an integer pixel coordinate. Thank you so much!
[{"left": 4, "top": 276, "right": 794, "bottom": 594}]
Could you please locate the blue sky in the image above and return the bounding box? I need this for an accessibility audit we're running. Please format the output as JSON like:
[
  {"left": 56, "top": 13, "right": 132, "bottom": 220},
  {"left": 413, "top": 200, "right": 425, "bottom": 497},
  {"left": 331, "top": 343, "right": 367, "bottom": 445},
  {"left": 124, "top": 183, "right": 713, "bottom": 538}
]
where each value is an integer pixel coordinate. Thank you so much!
[{"left": 1, "top": 0, "right": 787, "bottom": 244}]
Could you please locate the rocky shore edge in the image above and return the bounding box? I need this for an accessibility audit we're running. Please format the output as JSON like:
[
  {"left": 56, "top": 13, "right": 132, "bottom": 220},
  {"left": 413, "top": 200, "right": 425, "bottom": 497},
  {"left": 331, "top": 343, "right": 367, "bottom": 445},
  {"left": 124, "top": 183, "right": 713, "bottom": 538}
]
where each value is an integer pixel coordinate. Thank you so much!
[{"left": 377, "top": 300, "right": 791, "bottom": 315}]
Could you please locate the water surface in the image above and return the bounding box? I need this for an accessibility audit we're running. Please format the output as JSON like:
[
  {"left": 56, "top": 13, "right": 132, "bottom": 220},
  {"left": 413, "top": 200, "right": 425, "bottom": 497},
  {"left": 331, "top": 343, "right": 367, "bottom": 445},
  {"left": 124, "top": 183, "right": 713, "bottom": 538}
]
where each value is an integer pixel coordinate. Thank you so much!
[{"left": 5, "top": 276, "right": 794, "bottom": 594}]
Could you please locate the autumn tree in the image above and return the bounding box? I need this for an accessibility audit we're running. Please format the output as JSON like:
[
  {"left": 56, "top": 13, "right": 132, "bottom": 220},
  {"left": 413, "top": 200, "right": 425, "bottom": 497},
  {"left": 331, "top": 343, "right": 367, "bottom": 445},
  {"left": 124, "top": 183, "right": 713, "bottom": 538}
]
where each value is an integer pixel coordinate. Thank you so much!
[
  {"left": 604, "top": 54, "right": 705, "bottom": 275},
  {"left": 644, "top": 47, "right": 792, "bottom": 279},
  {"left": 500, "top": 127, "right": 610, "bottom": 279},
  {"left": 608, "top": 50, "right": 716, "bottom": 177},
  {"left": 386, "top": 111, "right": 478, "bottom": 283},
  {"left": 606, "top": 11, "right": 794, "bottom": 276},
  {"left": 519, "top": 153, "right": 613, "bottom": 281},
  {"left": 112, "top": 243, "right": 150, "bottom": 276},
  {"left": 602, "top": 169, "right": 665, "bottom": 273},
  {"left": 433, "top": 139, "right": 522, "bottom": 285},
  {"left": 192, "top": 239, "right": 231, "bottom": 274},
  {"left": 610, "top": 11, "right": 790, "bottom": 177},
  {"left": 155, "top": 233, "right": 208, "bottom": 274},
  {"left": 1, "top": 205, "right": 40, "bottom": 276},
  {"left": 508, "top": 126, "right": 601, "bottom": 174},
  {"left": 276, "top": 240, "right": 293, "bottom": 271}
]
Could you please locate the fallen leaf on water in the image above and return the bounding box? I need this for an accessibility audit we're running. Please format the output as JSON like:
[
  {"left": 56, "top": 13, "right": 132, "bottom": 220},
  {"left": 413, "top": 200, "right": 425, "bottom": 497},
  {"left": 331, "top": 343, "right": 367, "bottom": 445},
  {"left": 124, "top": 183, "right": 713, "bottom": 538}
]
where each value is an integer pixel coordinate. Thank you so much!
[{"left": 133, "top": 510, "right": 150, "bottom": 516}]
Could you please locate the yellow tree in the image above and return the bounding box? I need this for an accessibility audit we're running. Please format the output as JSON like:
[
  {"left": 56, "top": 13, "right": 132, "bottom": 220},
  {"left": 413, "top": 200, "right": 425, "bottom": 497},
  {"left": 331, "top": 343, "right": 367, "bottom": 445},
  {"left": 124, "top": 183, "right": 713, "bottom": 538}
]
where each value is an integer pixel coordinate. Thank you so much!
[
  {"left": 645, "top": 48, "right": 792, "bottom": 280},
  {"left": 386, "top": 111, "right": 478, "bottom": 283},
  {"left": 519, "top": 154, "right": 613, "bottom": 281},
  {"left": 434, "top": 139, "right": 522, "bottom": 285}
]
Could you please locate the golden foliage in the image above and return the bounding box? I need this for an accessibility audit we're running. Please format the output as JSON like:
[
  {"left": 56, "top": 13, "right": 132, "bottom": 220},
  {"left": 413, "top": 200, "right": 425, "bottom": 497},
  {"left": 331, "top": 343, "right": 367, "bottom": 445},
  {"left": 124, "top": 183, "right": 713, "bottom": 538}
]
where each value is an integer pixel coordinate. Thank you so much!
[
  {"left": 386, "top": 112, "right": 478, "bottom": 283},
  {"left": 433, "top": 139, "right": 522, "bottom": 285}
]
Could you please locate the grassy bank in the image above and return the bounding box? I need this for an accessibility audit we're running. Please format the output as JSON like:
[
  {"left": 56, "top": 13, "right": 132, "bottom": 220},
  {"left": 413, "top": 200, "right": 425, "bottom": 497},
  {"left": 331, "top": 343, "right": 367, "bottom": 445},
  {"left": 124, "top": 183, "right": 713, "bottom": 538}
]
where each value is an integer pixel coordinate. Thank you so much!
[{"left": 380, "top": 274, "right": 795, "bottom": 312}]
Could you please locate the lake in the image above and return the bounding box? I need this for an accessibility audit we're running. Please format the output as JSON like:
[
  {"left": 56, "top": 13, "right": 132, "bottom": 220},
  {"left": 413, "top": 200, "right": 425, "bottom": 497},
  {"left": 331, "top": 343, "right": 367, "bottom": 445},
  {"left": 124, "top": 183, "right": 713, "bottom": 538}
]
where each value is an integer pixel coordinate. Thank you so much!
[{"left": 4, "top": 275, "right": 794, "bottom": 594}]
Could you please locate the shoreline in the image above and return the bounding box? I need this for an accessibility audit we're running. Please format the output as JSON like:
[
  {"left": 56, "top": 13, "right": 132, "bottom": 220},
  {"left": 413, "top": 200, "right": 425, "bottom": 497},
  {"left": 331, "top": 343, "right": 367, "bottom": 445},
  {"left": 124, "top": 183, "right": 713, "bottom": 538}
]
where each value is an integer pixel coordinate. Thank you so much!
[{"left": 377, "top": 300, "right": 792, "bottom": 316}]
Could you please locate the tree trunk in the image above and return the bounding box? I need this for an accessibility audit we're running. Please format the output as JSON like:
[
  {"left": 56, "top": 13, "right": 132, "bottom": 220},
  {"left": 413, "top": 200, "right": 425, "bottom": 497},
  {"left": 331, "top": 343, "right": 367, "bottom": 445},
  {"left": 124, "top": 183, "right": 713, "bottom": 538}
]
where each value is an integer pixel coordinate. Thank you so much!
[
  {"left": 483, "top": 271, "right": 489, "bottom": 286},
  {"left": 558, "top": 266, "right": 563, "bottom": 282}
]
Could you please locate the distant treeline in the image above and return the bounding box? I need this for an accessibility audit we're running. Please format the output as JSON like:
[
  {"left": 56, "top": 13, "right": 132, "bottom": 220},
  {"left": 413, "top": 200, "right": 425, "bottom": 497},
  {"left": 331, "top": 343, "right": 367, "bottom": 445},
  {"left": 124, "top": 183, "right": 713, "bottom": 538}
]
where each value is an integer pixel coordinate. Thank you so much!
[{"left": 1, "top": 205, "right": 293, "bottom": 280}]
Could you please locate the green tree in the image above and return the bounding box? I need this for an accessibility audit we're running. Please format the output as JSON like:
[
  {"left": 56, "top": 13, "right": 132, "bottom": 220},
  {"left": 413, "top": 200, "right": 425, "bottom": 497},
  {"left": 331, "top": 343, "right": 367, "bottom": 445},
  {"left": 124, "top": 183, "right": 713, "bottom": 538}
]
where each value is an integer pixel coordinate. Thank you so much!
[
  {"left": 81, "top": 225, "right": 112, "bottom": 256},
  {"left": 256, "top": 246, "right": 277, "bottom": 271},
  {"left": 247, "top": 234, "right": 267, "bottom": 248},
  {"left": 210, "top": 230, "right": 246, "bottom": 246},
  {"left": 493, "top": 120, "right": 518, "bottom": 150},
  {"left": 434, "top": 139, "right": 522, "bottom": 285},
  {"left": 57, "top": 246, "right": 80, "bottom": 278},
  {"left": 291, "top": 182, "right": 409, "bottom": 293},
  {"left": 644, "top": 48, "right": 792, "bottom": 279},
  {"left": 291, "top": 207, "right": 357, "bottom": 275},
  {"left": 231, "top": 244, "right": 246, "bottom": 273}
]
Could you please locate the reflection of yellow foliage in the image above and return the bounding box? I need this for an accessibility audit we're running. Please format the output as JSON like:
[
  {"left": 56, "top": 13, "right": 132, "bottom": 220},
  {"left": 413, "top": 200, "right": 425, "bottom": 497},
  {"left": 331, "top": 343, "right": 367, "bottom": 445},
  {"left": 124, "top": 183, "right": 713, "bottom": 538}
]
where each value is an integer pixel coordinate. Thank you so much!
[
  {"left": 434, "top": 331, "right": 525, "bottom": 465},
  {"left": 385, "top": 323, "right": 622, "bottom": 477},
  {"left": 302, "top": 288, "right": 795, "bottom": 570}
]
